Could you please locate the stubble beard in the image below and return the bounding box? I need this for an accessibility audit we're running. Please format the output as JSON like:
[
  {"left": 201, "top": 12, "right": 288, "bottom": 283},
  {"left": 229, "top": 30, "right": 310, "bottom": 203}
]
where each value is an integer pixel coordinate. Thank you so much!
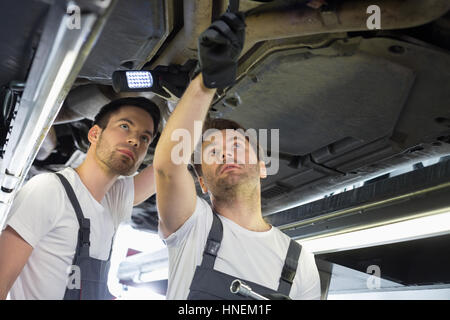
[
  {"left": 95, "top": 133, "right": 137, "bottom": 176},
  {"left": 205, "top": 164, "right": 260, "bottom": 204}
]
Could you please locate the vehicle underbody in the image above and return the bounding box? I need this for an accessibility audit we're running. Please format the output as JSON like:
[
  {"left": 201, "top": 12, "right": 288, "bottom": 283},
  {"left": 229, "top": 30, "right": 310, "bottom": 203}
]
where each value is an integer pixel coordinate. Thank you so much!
[{"left": 0, "top": 0, "right": 449, "bottom": 298}]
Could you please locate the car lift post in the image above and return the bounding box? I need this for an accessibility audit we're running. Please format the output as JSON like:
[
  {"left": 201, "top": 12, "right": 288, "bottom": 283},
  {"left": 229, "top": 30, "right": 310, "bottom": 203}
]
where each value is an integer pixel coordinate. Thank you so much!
[{"left": 0, "top": 0, "right": 117, "bottom": 229}]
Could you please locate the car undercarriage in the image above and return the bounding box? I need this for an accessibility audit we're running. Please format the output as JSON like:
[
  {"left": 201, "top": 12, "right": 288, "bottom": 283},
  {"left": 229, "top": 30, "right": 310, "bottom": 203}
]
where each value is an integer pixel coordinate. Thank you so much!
[{"left": 0, "top": 0, "right": 449, "bottom": 299}]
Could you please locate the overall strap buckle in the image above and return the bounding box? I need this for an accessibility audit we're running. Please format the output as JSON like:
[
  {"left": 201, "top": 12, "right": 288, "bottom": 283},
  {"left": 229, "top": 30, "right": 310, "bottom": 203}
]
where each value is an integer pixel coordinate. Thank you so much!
[
  {"left": 201, "top": 212, "right": 224, "bottom": 269},
  {"left": 278, "top": 240, "right": 302, "bottom": 296}
]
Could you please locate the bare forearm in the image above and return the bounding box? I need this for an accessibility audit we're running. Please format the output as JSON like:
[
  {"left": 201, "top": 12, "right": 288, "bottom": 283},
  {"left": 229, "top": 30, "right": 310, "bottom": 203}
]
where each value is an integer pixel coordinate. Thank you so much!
[
  {"left": 0, "top": 285, "right": 8, "bottom": 300},
  {"left": 0, "top": 227, "right": 33, "bottom": 300},
  {"left": 154, "top": 74, "right": 216, "bottom": 171},
  {"left": 133, "top": 164, "right": 156, "bottom": 206}
]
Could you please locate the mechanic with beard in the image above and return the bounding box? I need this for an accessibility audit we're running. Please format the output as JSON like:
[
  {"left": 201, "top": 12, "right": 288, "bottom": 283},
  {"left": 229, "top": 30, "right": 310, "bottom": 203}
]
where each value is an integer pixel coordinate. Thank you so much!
[
  {"left": 0, "top": 97, "right": 160, "bottom": 299},
  {"left": 154, "top": 12, "right": 321, "bottom": 300}
]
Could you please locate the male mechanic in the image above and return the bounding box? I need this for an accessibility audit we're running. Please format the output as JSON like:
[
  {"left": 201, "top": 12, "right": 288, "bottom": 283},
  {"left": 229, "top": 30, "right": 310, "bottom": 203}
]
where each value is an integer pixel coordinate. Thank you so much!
[
  {"left": 154, "top": 12, "right": 321, "bottom": 299},
  {"left": 0, "top": 97, "right": 160, "bottom": 299}
]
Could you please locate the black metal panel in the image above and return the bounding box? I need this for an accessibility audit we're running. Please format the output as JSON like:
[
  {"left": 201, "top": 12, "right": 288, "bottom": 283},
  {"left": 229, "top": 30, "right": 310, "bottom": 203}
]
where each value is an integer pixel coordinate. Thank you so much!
[
  {"left": 78, "top": 0, "right": 166, "bottom": 83},
  {"left": 223, "top": 38, "right": 414, "bottom": 156},
  {"left": 265, "top": 158, "right": 450, "bottom": 239},
  {"left": 212, "top": 36, "right": 450, "bottom": 214},
  {"left": 0, "top": 0, "right": 50, "bottom": 87},
  {"left": 318, "top": 234, "right": 450, "bottom": 286}
]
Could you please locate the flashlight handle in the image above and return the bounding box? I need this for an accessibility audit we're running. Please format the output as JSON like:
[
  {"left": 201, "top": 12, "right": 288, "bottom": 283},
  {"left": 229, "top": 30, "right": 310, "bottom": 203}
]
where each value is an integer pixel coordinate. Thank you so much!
[{"left": 227, "top": 0, "right": 240, "bottom": 13}]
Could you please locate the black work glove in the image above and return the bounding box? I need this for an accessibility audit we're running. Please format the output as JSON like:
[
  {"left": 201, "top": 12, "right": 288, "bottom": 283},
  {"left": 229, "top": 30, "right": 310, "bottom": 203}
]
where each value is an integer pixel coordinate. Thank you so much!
[{"left": 198, "top": 12, "right": 246, "bottom": 89}]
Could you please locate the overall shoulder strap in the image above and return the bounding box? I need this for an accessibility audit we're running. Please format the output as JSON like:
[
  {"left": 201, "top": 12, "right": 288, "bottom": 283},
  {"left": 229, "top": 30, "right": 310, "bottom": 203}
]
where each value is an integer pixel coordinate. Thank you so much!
[
  {"left": 200, "top": 211, "right": 224, "bottom": 269},
  {"left": 55, "top": 173, "right": 91, "bottom": 257},
  {"left": 277, "top": 239, "right": 302, "bottom": 296}
]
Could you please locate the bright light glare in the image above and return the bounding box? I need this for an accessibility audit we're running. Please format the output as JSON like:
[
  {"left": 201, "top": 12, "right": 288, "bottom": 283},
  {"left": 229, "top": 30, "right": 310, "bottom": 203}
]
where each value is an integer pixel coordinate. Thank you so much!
[
  {"left": 115, "top": 286, "right": 166, "bottom": 300},
  {"left": 126, "top": 71, "right": 153, "bottom": 89},
  {"left": 328, "top": 287, "right": 450, "bottom": 300},
  {"left": 138, "top": 267, "right": 169, "bottom": 283},
  {"left": 108, "top": 224, "right": 167, "bottom": 300},
  {"left": 298, "top": 210, "right": 450, "bottom": 254}
]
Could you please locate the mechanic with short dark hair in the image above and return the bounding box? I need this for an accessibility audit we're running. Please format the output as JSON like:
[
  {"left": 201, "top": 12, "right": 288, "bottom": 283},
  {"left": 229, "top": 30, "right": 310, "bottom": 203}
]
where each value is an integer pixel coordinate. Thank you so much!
[
  {"left": 0, "top": 97, "right": 160, "bottom": 300},
  {"left": 154, "top": 12, "right": 321, "bottom": 300}
]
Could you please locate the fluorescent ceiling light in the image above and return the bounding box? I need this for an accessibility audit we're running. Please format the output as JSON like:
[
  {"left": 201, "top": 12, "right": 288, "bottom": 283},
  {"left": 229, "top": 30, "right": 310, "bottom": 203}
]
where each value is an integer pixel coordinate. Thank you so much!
[
  {"left": 137, "top": 267, "right": 168, "bottom": 283},
  {"left": 298, "top": 209, "right": 450, "bottom": 254}
]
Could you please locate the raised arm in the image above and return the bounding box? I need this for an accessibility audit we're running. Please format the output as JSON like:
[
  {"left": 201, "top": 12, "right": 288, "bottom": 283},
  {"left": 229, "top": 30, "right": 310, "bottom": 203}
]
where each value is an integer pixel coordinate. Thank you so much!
[
  {"left": 153, "top": 12, "right": 246, "bottom": 237},
  {"left": 133, "top": 164, "right": 156, "bottom": 206},
  {"left": 153, "top": 74, "right": 215, "bottom": 237}
]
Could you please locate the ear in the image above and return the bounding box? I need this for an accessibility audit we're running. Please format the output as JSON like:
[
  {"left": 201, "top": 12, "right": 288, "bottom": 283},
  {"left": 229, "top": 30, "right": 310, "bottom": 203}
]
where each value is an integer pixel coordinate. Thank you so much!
[
  {"left": 259, "top": 160, "right": 267, "bottom": 179},
  {"left": 88, "top": 125, "right": 102, "bottom": 144},
  {"left": 197, "top": 176, "right": 209, "bottom": 194}
]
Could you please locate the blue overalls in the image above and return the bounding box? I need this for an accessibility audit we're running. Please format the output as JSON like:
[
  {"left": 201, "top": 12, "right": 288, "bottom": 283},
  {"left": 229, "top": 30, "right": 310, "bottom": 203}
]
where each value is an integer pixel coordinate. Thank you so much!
[
  {"left": 56, "top": 173, "right": 115, "bottom": 300},
  {"left": 187, "top": 212, "right": 302, "bottom": 300}
]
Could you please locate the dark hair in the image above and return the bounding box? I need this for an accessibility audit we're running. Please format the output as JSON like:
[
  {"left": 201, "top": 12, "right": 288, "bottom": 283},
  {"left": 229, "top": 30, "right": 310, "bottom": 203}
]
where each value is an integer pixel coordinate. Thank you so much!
[
  {"left": 191, "top": 118, "right": 262, "bottom": 177},
  {"left": 94, "top": 97, "right": 161, "bottom": 136}
]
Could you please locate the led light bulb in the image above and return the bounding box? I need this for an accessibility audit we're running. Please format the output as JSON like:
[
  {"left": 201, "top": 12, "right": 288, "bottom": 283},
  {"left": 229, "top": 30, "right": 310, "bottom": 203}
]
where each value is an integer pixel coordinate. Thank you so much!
[{"left": 125, "top": 71, "right": 153, "bottom": 89}]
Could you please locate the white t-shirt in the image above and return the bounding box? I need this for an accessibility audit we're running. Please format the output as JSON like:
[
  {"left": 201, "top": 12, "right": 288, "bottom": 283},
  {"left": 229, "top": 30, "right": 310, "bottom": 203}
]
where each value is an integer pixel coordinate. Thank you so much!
[
  {"left": 3, "top": 167, "right": 134, "bottom": 300},
  {"left": 160, "top": 196, "right": 321, "bottom": 300}
]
